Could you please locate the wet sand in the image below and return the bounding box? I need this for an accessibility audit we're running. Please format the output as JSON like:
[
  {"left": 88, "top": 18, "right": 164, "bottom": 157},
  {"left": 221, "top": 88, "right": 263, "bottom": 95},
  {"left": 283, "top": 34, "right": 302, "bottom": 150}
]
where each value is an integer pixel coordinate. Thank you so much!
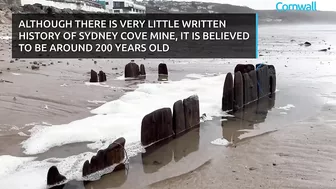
[
  {"left": 1, "top": 23, "right": 336, "bottom": 189},
  {"left": 148, "top": 118, "right": 336, "bottom": 189}
]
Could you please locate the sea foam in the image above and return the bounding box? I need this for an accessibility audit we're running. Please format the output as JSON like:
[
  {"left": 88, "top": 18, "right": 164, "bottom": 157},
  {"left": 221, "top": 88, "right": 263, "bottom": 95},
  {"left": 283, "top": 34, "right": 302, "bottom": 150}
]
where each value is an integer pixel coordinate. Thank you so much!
[
  {"left": 0, "top": 74, "right": 227, "bottom": 189},
  {"left": 22, "top": 74, "right": 226, "bottom": 155}
]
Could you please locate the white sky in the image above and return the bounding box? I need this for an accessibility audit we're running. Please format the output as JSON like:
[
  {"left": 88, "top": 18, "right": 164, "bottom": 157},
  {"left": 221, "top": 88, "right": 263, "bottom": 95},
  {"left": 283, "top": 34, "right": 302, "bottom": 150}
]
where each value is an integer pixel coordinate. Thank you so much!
[{"left": 170, "top": 0, "right": 335, "bottom": 11}]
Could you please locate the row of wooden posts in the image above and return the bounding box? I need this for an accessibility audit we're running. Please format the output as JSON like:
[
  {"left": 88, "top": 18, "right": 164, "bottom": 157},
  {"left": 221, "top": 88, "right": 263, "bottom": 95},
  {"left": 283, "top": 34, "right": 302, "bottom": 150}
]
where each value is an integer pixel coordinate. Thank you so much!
[
  {"left": 47, "top": 95, "right": 200, "bottom": 188},
  {"left": 88, "top": 61, "right": 169, "bottom": 83},
  {"left": 47, "top": 63, "right": 276, "bottom": 188},
  {"left": 124, "top": 60, "right": 169, "bottom": 79},
  {"left": 222, "top": 63, "right": 276, "bottom": 112}
]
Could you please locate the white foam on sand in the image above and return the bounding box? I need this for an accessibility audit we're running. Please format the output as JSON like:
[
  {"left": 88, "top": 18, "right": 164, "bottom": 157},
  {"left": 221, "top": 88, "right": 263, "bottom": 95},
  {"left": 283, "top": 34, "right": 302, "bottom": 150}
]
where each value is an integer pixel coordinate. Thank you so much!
[
  {"left": 0, "top": 74, "right": 226, "bottom": 189},
  {"left": 22, "top": 74, "right": 226, "bottom": 155},
  {"left": 0, "top": 156, "right": 36, "bottom": 177},
  {"left": 18, "top": 132, "right": 29, "bottom": 137},
  {"left": 0, "top": 152, "right": 95, "bottom": 189},
  {"left": 87, "top": 100, "right": 107, "bottom": 104},
  {"left": 84, "top": 82, "right": 109, "bottom": 88},
  {"left": 185, "top": 73, "right": 204, "bottom": 78},
  {"left": 210, "top": 138, "right": 230, "bottom": 146},
  {"left": 116, "top": 75, "right": 125, "bottom": 80},
  {"left": 277, "top": 104, "right": 295, "bottom": 111}
]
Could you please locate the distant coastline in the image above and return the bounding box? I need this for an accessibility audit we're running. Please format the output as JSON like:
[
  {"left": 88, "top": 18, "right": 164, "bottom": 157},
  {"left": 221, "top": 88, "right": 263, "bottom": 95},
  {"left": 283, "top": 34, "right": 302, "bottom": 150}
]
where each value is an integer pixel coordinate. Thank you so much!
[{"left": 142, "top": 1, "right": 336, "bottom": 24}]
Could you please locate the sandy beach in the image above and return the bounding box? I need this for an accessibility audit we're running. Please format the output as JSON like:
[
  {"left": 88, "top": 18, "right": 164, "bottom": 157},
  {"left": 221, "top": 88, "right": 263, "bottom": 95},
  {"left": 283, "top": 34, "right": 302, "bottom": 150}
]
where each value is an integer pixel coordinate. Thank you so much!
[{"left": 1, "top": 23, "right": 336, "bottom": 189}]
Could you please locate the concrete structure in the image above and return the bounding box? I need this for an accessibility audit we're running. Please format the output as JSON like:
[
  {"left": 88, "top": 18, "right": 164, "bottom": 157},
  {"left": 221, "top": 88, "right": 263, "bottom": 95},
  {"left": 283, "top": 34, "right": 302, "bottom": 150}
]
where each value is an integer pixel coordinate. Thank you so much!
[{"left": 105, "top": 0, "right": 146, "bottom": 13}]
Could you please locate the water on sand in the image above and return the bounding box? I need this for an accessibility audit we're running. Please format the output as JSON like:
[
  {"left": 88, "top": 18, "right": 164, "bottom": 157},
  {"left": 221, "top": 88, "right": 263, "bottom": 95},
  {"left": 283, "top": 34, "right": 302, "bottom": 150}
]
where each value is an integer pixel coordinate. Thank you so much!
[{"left": 1, "top": 24, "right": 336, "bottom": 188}]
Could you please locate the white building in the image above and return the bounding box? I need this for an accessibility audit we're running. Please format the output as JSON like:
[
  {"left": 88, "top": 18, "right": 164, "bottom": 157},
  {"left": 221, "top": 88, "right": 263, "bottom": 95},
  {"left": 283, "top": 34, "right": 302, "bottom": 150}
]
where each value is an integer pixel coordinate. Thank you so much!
[{"left": 105, "top": 0, "right": 146, "bottom": 13}]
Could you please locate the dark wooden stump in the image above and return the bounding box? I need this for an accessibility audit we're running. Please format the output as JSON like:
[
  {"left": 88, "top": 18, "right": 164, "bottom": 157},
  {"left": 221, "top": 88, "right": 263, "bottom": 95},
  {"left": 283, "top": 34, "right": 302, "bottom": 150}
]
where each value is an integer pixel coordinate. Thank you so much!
[
  {"left": 173, "top": 100, "right": 186, "bottom": 136},
  {"left": 47, "top": 166, "right": 66, "bottom": 186},
  {"left": 158, "top": 63, "right": 168, "bottom": 75},
  {"left": 234, "top": 64, "right": 255, "bottom": 74},
  {"left": 90, "top": 69, "right": 98, "bottom": 82},
  {"left": 141, "top": 108, "right": 174, "bottom": 146},
  {"left": 222, "top": 72, "right": 234, "bottom": 111},
  {"left": 124, "top": 62, "right": 140, "bottom": 78},
  {"left": 234, "top": 71, "right": 244, "bottom": 111},
  {"left": 183, "top": 95, "right": 200, "bottom": 130}
]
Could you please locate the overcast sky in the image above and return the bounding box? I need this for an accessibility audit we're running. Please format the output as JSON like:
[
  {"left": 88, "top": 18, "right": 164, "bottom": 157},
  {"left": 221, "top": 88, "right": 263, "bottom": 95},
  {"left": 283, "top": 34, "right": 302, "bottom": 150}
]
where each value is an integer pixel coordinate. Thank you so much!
[{"left": 170, "top": 0, "right": 335, "bottom": 11}]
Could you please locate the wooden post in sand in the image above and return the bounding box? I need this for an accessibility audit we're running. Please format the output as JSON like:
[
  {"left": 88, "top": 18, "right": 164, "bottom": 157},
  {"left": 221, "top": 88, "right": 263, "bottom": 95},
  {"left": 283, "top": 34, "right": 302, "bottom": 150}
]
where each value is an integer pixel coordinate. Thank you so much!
[
  {"left": 222, "top": 72, "right": 234, "bottom": 111},
  {"left": 233, "top": 71, "right": 244, "bottom": 111}
]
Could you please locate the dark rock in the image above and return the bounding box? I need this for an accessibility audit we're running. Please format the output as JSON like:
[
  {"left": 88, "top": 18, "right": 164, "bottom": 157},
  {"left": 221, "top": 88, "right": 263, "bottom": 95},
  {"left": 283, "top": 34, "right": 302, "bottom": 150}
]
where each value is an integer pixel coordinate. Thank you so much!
[
  {"left": 222, "top": 72, "right": 234, "bottom": 111},
  {"left": 268, "top": 65, "right": 276, "bottom": 94},
  {"left": 98, "top": 71, "right": 106, "bottom": 82},
  {"left": 112, "top": 67, "right": 118, "bottom": 70},
  {"left": 328, "top": 47, "right": 331, "bottom": 50},
  {"left": 42, "top": 63, "right": 47, "bottom": 66},
  {"left": 183, "top": 95, "right": 200, "bottom": 130},
  {"left": 105, "top": 137, "right": 126, "bottom": 166},
  {"left": 249, "top": 167, "right": 257, "bottom": 171},
  {"left": 22, "top": 4, "right": 45, "bottom": 13},
  {"left": 46, "top": 7, "right": 53, "bottom": 14},
  {"left": 10, "top": 60, "right": 14, "bottom": 63},
  {"left": 233, "top": 71, "right": 244, "bottom": 111},
  {"left": 243, "top": 73, "right": 253, "bottom": 105},
  {"left": 31, "top": 65, "right": 39, "bottom": 70},
  {"left": 172, "top": 100, "right": 186, "bottom": 136},
  {"left": 90, "top": 69, "right": 98, "bottom": 82},
  {"left": 124, "top": 61, "right": 140, "bottom": 78},
  {"left": 140, "top": 64, "right": 146, "bottom": 75},
  {"left": 33, "top": 61, "right": 38, "bottom": 65},
  {"left": 82, "top": 160, "right": 90, "bottom": 177},
  {"left": 319, "top": 49, "right": 328, "bottom": 52},
  {"left": 94, "top": 61, "right": 97, "bottom": 64},
  {"left": 234, "top": 64, "right": 255, "bottom": 74},
  {"left": 47, "top": 166, "right": 66, "bottom": 186},
  {"left": 200, "top": 113, "right": 207, "bottom": 120},
  {"left": 304, "top": 42, "right": 311, "bottom": 46},
  {"left": 158, "top": 63, "right": 168, "bottom": 75},
  {"left": 248, "top": 70, "right": 258, "bottom": 102},
  {"left": 7, "top": 68, "right": 10, "bottom": 70},
  {"left": 34, "top": 3, "right": 44, "bottom": 9},
  {"left": 141, "top": 108, "right": 174, "bottom": 146}
]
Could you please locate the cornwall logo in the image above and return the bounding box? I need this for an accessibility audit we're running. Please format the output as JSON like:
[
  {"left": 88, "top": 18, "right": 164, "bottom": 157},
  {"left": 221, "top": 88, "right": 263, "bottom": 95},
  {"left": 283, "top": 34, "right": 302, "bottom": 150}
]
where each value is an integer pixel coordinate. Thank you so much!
[{"left": 276, "top": 1, "right": 317, "bottom": 11}]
